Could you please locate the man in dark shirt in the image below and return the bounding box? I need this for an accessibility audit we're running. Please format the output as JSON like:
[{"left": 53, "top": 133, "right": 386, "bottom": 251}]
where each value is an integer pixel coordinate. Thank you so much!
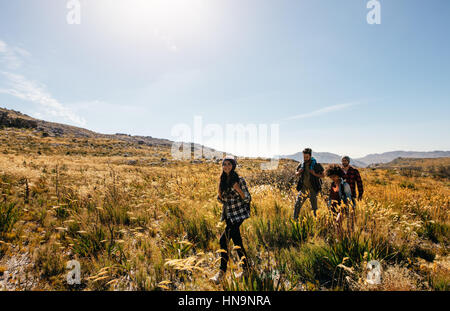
[
  {"left": 341, "top": 156, "right": 364, "bottom": 201},
  {"left": 294, "top": 148, "right": 324, "bottom": 219}
]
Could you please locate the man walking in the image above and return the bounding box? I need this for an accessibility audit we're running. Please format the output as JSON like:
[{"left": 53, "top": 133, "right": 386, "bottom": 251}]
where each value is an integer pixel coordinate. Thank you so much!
[
  {"left": 341, "top": 156, "right": 364, "bottom": 201},
  {"left": 341, "top": 156, "right": 363, "bottom": 231},
  {"left": 294, "top": 148, "right": 324, "bottom": 219}
]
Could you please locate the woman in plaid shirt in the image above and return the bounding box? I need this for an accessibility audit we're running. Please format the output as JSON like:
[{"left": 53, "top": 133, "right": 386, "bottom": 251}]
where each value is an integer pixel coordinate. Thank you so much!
[{"left": 210, "top": 157, "right": 251, "bottom": 284}]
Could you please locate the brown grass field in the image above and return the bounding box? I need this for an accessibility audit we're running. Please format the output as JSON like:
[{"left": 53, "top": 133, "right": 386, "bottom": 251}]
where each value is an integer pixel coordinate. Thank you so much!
[{"left": 0, "top": 127, "right": 449, "bottom": 291}]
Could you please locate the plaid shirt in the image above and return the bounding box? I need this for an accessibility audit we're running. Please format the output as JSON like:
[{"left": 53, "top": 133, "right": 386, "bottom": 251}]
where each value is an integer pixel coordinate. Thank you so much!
[
  {"left": 342, "top": 166, "right": 364, "bottom": 199},
  {"left": 217, "top": 177, "right": 251, "bottom": 225}
]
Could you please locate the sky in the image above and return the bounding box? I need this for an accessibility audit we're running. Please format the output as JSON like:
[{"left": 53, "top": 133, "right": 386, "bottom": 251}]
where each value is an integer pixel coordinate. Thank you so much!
[{"left": 0, "top": 0, "right": 449, "bottom": 158}]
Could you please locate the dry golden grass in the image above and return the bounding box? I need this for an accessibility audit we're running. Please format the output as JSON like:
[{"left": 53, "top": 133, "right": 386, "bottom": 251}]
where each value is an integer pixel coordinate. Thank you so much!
[{"left": 0, "top": 127, "right": 449, "bottom": 291}]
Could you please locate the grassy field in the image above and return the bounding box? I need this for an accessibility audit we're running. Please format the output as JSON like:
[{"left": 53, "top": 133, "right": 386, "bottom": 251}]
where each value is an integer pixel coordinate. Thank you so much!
[
  {"left": 370, "top": 157, "right": 450, "bottom": 179},
  {"left": 0, "top": 127, "right": 449, "bottom": 291}
]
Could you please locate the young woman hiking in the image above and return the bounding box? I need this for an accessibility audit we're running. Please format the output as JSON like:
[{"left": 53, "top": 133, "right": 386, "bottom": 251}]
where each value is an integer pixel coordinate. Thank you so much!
[
  {"left": 326, "top": 164, "right": 355, "bottom": 237},
  {"left": 210, "top": 157, "right": 251, "bottom": 285}
]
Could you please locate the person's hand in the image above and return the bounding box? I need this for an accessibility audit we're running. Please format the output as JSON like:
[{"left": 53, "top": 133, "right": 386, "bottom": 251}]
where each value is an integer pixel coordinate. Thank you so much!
[
  {"left": 308, "top": 169, "right": 316, "bottom": 176},
  {"left": 233, "top": 182, "right": 246, "bottom": 200}
]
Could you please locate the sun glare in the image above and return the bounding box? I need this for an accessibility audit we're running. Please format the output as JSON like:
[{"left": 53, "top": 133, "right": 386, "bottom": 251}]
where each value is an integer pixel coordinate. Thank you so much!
[{"left": 92, "top": 0, "right": 212, "bottom": 46}]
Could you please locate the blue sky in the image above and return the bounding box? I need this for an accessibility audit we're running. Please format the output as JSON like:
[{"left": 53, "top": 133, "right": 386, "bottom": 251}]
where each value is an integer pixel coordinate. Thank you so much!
[{"left": 0, "top": 0, "right": 449, "bottom": 158}]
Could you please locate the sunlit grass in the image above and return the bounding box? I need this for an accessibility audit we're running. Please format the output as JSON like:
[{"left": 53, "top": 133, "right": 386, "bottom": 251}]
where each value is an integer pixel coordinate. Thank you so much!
[{"left": 0, "top": 127, "right": 449, "bottom": 290}]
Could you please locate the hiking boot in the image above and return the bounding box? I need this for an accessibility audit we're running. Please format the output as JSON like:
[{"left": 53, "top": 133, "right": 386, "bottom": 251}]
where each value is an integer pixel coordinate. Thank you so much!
[{"left": 209, "top": 270, "right": 224, "bottom": 285}]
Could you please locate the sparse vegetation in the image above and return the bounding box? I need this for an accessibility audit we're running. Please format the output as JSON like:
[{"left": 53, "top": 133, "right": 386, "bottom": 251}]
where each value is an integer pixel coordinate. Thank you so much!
[{"left": 0, "top": 125, "right": 449, "bottom": 291}]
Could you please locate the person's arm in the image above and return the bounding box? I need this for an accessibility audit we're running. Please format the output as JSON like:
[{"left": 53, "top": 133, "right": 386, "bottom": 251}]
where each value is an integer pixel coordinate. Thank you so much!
[
  {"left": 310, "top": 171, "right": 325, "bottom": 178},
  {"left": 309, "top": 163, "right": 324, "bottom": 178},
  {"left": 355, "top": 170, "right": 364, "bottom": 200},
  {"left": 233, "top": 178, "right": 251, "bottom": 203},
  {"left": 233, "top": 182, "right": 246, "bottom": 201},
  {"left": 295, "top": 163, "right": 303, "bottom": 176}
]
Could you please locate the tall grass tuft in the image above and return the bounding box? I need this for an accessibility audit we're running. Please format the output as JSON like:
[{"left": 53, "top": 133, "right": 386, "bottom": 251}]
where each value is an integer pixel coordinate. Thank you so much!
[
  {"left": 0, "top": 201, "right": 20, "bottom": 237},
  {"left": 254, "top": 214, "right": 315, "bottom": 249}
]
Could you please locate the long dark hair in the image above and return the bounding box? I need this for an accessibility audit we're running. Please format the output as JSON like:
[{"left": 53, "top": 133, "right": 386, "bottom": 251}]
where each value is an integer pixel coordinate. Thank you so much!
[{"left": 219, "top": 160, "right": 240, "bottom": 194}]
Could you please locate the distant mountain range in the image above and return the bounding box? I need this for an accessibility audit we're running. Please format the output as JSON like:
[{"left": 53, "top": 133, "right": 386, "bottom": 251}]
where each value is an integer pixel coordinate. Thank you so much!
[
  {"left": 279, "top": 150, "right": 450, "bottom": 167},
  {"left": 357, "top": 151, "right": 450, "bottom": 166},
  {"left": 2, "top": 107, "right": 448, "bottom": 166},
  {"left": 369, "top": 156, "right": 450, "bottom": 169},
  {"left": 279, "top": 151, "right": 368, "bottom": 167}
]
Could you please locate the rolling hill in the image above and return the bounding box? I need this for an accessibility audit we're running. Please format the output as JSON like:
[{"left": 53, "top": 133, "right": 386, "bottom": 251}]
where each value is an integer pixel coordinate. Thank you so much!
[
  {"left": 0, "top": 107, "right": 221, "bottom": 158},
  {"left": 280, "top": 151, "right": 450, "bottom": 167},
  {"left": 2, "top": 107, "right": 449, "bottom": 166},
  {"left": 357, "top": 151, "right": 450, "bottom": 166},
  {"left": 278, "top": 151, "right": 368, "bottom": 167}
]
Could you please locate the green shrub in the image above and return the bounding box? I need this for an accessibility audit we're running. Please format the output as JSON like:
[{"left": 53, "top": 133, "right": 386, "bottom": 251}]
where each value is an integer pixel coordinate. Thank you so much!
[
  {"left": 254, "top": 214, "right": 315, "bottom": 249},
  {"left": 254, "top": 216, "right": 291, "bottom": 249},
  {"left": 290, "top": 215, "right": 315, "bottom": 243},
  {"left": 326, "top": 230, "right": 402, "bottom": 268},
  {"left": 429, "top": 270, "right": 450, "bottom": 291},
  {"left": 72, "top": 226, "right": 107, "bottom": 257},
  {"left": 161, "top": 239, "right": 193, "bottom": 259},
  {"left": 283, "top": 231, "right": 404, "bottom": 288},
  {"left": 99, "top": 204, "right": 131, "bottom": 226},
  {"left": 183, "top": 216, "right": 215, "bottom": 250},
  {"left": 0, "top": 201, "right": 20, "bottom": 236},
  {"left": 419, "top": 221, "right": 449, "bottom": 244},
  {"left": 34, "top": 244, "right": 65, "bottom": 278},
  {"left": 399, "top": 181, "right": 416, "bottom": 190},
  {"left": 283, "top": 242, "right": 333, "bottom": 287}
]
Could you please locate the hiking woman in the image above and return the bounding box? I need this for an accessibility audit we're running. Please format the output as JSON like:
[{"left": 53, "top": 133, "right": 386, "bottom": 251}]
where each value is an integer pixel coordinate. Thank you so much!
[
  {"left": 326, "top": 164, "right": 355, "bottom": 236},
  {"left": 210, "top": 157, "right": 251, "bottom": 284}
]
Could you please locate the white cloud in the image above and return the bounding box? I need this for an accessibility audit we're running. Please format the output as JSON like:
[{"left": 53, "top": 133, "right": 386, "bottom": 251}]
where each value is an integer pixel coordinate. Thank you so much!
[
  {"left": 0, "top": 39, "right": 30, "bottom": 69},
  {"left": 0, "top": 39, "right": 87, "bottom": 126},
  {"left": 283, "top": 102, "right": 359, "bottom": 121},
  {"left": 0, "top": 71, "right": 86, "bottom": 126}
]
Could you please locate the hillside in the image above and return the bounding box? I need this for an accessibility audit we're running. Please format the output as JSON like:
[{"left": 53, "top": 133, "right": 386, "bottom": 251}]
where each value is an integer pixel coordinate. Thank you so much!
[
  {"left": 0, "top": 107, "right": 172, "bottom": 146},
  {"left": 358, "top": 151, "right": 450, "bottom": 166},
  {"left": 369, "top": 157, "right": 450, "bottom": 179},
  {"left": 0, "top": 107, "right": 449, "bottom": 292},
  {"left": 0, "top": 107, "right": 221, "bottom": 159},
  {"left": 279, "top": 151, "right": 368, "bottom": 167},
  {"left": 370, "top": 157, "right": 450, "bottom": 168},
  {"left": 280, "top": 150, "right": 450, "bottom": 167},
  {"left": 4, "top": 107, "right": 448, "bottom": 167}
]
